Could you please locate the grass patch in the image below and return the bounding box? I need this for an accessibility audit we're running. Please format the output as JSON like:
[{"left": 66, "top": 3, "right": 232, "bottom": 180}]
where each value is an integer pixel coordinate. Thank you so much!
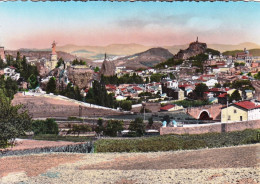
[{"left": 94, "top": 129, "right": 260, "bottom": 153}]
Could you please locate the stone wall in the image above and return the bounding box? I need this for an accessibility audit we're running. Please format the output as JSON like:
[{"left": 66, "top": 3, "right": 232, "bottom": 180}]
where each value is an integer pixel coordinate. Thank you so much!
[{"left": 160, "top": 120, "right": 260, "bottom": 135}]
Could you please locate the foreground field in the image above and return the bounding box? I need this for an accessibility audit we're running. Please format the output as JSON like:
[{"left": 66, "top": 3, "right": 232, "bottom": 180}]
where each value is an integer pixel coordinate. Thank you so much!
[{"left": 0, "top": 144, "right": 259, "bottom": 184}]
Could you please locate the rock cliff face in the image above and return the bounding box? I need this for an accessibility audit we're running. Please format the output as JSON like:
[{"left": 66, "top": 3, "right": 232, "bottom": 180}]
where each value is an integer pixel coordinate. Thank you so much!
[
  {"left": 100, "top": 59, "right": 116, "bottom": 77},
  {"left": 174, "top": 41, "right": 207, "bottom": 60},
  {"left": 67, "top": 66, "right": 94, "bottom": 89}
]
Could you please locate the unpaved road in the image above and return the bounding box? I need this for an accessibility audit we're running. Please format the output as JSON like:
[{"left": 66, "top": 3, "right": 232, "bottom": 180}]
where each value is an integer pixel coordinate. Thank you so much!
[{"left": 0, "top": 144, "right": 259, "bottom": 184}]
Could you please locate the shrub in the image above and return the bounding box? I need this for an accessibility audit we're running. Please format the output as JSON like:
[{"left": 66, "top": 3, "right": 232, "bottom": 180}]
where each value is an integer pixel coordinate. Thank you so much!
[
  {"left": 129, "top": 117, "right": 145, "bottom": 137},
  {"left": 32, "top": 119, "right": 58, "bottom": 135},
  {"left": 103, "top": 120, "right": 124, "bottom": 137}
]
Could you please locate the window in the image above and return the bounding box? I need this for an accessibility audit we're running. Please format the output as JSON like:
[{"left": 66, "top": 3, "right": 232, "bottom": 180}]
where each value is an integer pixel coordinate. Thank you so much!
[
  {"left": 240, "top": 116, "right": 243, "bottom": 121},
  {"left": 228, "top": 115, "right": 231, "bottom": 120},
  {"left": 234, "top": 109, "right": 237, "bottom": 113}
]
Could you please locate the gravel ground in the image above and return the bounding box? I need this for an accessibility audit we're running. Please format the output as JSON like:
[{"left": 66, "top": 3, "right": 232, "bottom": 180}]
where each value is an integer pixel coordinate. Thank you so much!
[{"left": 0, "top": 144, "right": 259, "bottom": 184}]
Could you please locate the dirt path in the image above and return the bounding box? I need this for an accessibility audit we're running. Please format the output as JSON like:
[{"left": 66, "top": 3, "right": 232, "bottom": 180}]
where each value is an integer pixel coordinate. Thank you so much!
[{"left": 0, "top": 144, "right": 259, "bottom": 184}]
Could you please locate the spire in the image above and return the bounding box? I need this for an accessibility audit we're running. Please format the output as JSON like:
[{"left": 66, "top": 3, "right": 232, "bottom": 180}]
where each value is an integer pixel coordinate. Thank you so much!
[{"left": 51, "top": 41, "right": 57, "bottom": 55}]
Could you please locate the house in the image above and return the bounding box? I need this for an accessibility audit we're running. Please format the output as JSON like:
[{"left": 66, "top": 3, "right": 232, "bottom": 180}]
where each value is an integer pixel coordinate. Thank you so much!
[
  {"left": 4, "top": 66, "right": 20, "bottom": 81},
  {"left": 160, "top": 104, "right": 183, "bottom": 112},
  {"left": 221, "top": 100, "right": 260, "bottom": 123}
]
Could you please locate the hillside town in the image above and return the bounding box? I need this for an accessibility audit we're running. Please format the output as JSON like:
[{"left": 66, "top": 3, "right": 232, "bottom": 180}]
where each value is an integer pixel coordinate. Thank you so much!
[{"left": 0, "top": 38, "right": 260, "bottom": 138}]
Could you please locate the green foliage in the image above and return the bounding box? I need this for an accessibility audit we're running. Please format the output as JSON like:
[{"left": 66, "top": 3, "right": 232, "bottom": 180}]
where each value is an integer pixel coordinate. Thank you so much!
[
  {"left": 254, "top": 71, "right": 260, "bottom": 80},
  {"left": 229, "top": 90, "right": 242, "bottom": 103},
  {"left": 173, "top": 99, "right": 210, "bottom": 108},
  {"left": 0, "top": 76, "right": 18, "bottom": 100},
  {"left": 56, "top": 58, "right": 65, "bottom": 68},
  {"left": 194, "top": 83, "right": 209, "bottom": 99},
  {"left": 103, "top": 120, "right": 124, "bottom": 137},
  {"left": 214, "top": 83, "right": 221, "bottom": 88},
  {"left": 46, "top": 77, "right": 57, "bottom": 94},
  {"left": 31, "top": 118, "right": 58, "bottom": 135},
  {"left": 85, "top": 80, "right": 116, "bottom": 108},
  {"left": 248, "top": 72, "right": 252, "bottom": 77},
  {"left": 120, "top": 100, "right": 132, "bottom": 111},
  {"left": 95, "top": 118, "right": 104, "bottom": 134},
  {"left": 67, "top": 116, "right": 83, "bottom": 121},
  {"left": 101, "top": 73, "right": 144, "bottom": 85},
  {"left": 205, "top": 48, "right": 220, "bottom": 56},
  {"left": 154, "top": 58, "right": 183, "bottom": 69},
  {"left": 189, "top": 53, "right": 208, "bottom": 73},
  {"left": 71, "top": 124, "right": 92, "bottom": 135},
  {"left": 129, "top": 117, "right": 145, "bottom": 137},
  {"left": 72, "top": 59, "right": 86, "bottom": 65},
  {"left": 0, "top": 58, "right": 6, "bottom": 69},
  {"left": 234, "top": 62, "right": 245, "bottom": 67},
  {"left": 231, "top": 80, "right": 254, "bottom": 91},
  {"left": 28, "top": 74, "right": 38, "bottom": 89},
  {"left": 60, "top": 83, "right": 82, "bottom": 101},
  {"left": 148, "top": 116, "right": 154, "bottom": 127},
  {"left": 21, "top": 134, "right": 92, "bottom": 142},
  {"left": 94, "top": 67, "right": 100, "bottom": 73},
  {"left": 150, "top": 73, "right": 163, "bottom": 83},
  {"left": 0, "top": 91, "right": 32, "bottom": 148},
  {"left": 94, "top": 129, "right": 260, "bottom": 153}
]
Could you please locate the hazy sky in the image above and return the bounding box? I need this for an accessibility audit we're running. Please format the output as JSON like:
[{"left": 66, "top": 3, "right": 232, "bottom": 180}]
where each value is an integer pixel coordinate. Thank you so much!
[{"left": 0, "top": 1, "right": 260, "bottom": 49}]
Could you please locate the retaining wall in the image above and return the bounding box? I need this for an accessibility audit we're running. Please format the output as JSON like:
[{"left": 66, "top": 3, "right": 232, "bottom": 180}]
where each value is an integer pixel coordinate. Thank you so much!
[{"left": 160, "top": 120, "right": 260, "bottom": 135}]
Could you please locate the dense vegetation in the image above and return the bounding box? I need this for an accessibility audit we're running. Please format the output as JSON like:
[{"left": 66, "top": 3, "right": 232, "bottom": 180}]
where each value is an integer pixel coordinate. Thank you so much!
[
  {"left": 0, "top": 90, "right": 32, "bottom": 148},
  {"left": 154, "top": 58, "right": 183, "bottom": 69},
  {"left": 224, "top": 80, "right": 254, "bottom": 91},
  {"left": 94, "top": 129, "right": 260, "bottom": 153},
  {"left": 189, "top": 53, "right": 208, "bottom": 73},
  {"left": 72, "top": 59, "right": 86, "bottom": 65},
  {"left": 205, "top": 48, "right": 220, "bottom": 56},
  {"left": 101, "top": 73, "right": 144, "bottom": 85},
  {"left": 173, "top": 99, "right": 210, "bottom": 108},
  {"left": 31, "top": 119, "right": 59, "bottom": 135}
]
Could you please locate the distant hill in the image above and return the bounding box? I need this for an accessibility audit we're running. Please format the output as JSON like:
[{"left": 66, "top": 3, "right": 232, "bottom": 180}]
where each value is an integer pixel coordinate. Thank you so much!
[
  {"left": 55, "top": 42, "right": 260, "bottom": 61},
  {"left": 113, "top": 47, "right": 174, "bottom": 69},
  {"left": 223, "top": 49, "right": 260, "bottom": 57}
]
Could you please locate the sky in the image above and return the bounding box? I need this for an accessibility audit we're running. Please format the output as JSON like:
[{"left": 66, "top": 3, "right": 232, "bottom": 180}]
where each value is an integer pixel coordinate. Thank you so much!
[{"left": 0, "top": 1, "right": 260, "bottom": 49}]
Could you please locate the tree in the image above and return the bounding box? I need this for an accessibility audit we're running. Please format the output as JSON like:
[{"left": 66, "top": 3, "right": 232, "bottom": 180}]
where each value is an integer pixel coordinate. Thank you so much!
[
  {"left": 46, "top": 77, "right": 56, "bottom": 94},
  {"left": 31, "top": 118, "right": 58, "bottom": 135},
  {"left": 194, "top": 83, "right": 209, "bottom": 99},
  {"left": 162, "top": 115, "right": 171, "bottom": 125},
  {"left": 229, "top": 90, "right": 242, "bottom": 103},
  {"left": 120, "top": 100, "right": 132, "bottom": 111},
  {"left": 128, "top": 117, "right": 145, "bottom": 137},
  {"left": 0, "top": 90, "right": 31, "bottom": 148},
  {"left": 94, "top": 67, "right": 100, "bottom": 73},
  {"left": 214, "top": 83, "right": 221, "bottom": 88},
  {"left": 150, "top": 73, "right": 163, "bottom": 83},
  {"left": 148, "top": 116, "right": 153, "bottom": 128},
  {"left": 103, "top": 120, "right": 124, "bottom": 137},
  {"left": 95, "top": 118, "right": 104, "bottom": 135},
  {"left": 28, "top": 74, "right": 38, "bottom": 89}
]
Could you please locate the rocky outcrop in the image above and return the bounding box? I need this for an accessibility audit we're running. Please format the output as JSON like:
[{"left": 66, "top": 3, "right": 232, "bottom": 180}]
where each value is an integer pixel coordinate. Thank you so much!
[
  {"left": 100, "top": 59, "right": 116, "bottom": 77},
  {"left": 67, "top": 66, "right": 94, "bottom": 89},
  {"left": 174, "top": 40, "right": 207, "bottom": 60},
  {"left": 113, "top": 47, "right": 174, "bottom": 69}
]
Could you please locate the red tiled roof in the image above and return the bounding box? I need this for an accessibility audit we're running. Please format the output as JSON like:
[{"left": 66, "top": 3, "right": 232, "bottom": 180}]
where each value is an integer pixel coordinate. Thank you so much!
[
  {"left": 133, "top": 86, "right": 143, "bottom": 91},
  {"left": 160, "top": 104, "right": 175, "bottom": 111},
  {"left": 218, "top": 93, "right": 227, "bottom": 98},
  {"left": 234, "top": 101, "right": 260, "bottom": 110}
]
